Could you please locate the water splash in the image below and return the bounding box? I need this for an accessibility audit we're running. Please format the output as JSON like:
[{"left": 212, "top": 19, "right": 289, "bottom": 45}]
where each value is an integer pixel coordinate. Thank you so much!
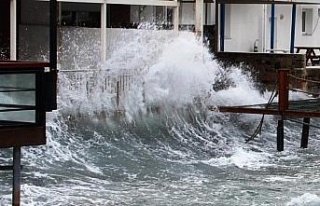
[{"left": 3, "top": 28, "right": 316, "bottom": 205}]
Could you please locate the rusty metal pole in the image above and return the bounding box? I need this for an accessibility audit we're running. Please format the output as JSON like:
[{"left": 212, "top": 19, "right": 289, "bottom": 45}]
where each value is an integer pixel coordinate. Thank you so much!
[
  {"left": 12, "top": 147, "right": 21, "bottom": 206},
  {"left": 301, "top": 117, "right": 310, "bottom": 148},
  {"left": 277, "top": 69, "right": 289, "bottom": 151}
]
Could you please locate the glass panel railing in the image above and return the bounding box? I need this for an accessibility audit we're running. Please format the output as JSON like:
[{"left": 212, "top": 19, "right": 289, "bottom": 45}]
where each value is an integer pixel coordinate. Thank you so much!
[{"left": 0, "top": 73, "right": 36, "bottom": 124}]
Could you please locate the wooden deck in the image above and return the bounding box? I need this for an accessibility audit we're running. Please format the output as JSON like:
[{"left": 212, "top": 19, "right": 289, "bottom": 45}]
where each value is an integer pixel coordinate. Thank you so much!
[
  {"left": 210, "top": 98, "right": 320, "bottom": 118},
  {"left": 209, "top": 69, "right": 320, "bottom": 151}
]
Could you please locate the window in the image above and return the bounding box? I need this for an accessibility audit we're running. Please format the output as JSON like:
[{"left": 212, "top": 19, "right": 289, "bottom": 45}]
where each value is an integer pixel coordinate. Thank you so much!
[
  {"left": 302, "top": 8, "right": 313, "bottom": 35},
  {"left": 60, "top": 3, "right": 101, "bottom": 28}
]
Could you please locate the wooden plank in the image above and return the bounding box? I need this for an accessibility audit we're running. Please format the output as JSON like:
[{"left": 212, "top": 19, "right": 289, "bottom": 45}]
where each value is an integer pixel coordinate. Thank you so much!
[
  {"left": 0, "top": 126, "right": 46, "bottom": 148},
  {"left": 210, "top": 105, "right": 320, "bottom": 118},
  {"left": 0, "top": 61, "right": 49, "bottom": 69}
]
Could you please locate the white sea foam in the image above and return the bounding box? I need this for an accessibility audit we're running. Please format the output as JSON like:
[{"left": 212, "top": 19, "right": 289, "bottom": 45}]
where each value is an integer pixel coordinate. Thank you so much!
[
  {"left": 286, "top": 193, "right": 320, "bottom": 206},
  {"left": 264, "top": 175, "right": 303, "bottom": 182},
  {"left": 203, "top": 147, "right": 274, "bottom": 170}
]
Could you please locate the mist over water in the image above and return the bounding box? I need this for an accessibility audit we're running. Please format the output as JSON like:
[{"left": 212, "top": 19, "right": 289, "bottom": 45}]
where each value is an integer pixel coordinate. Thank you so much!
[{"left": 1, "top": 29, "right": 320, "bottom": 205}]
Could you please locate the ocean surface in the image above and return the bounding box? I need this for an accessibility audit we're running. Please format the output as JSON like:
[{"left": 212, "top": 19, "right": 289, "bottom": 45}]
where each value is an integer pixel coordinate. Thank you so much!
[{"left": 1, "top": 30, "right": 320, "bottom": 206}]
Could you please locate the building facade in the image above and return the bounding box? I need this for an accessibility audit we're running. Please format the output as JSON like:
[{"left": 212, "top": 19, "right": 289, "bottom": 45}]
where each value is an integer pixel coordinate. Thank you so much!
[{"left": 1, "top": 0, "right": 320, "bottom": 62}]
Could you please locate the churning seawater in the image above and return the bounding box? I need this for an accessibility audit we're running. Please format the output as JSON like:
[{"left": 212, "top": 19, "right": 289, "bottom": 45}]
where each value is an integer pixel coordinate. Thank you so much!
[{"left": 1, "top": 30, "right": 320, "bottom": 206}]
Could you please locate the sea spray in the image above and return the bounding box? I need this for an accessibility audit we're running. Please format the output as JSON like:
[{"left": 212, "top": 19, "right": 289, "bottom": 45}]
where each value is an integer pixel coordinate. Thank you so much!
[{"left": 1, "top": 28, "right": 317, "bottom": 205}]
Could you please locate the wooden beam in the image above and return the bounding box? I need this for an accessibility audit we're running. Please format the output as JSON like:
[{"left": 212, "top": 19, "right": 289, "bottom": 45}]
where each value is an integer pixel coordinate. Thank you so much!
[
  {"left": 209, "top": 106, "right": 320, "bottom": 118},
  {"left": 0, "top": 126, "right": 45, "bottom": 148}
]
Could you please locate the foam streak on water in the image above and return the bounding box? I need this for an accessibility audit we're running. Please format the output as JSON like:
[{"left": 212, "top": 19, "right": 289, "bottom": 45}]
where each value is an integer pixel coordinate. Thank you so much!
[{"left": 1, "top": 28, "right": 320, "bottom": 205}]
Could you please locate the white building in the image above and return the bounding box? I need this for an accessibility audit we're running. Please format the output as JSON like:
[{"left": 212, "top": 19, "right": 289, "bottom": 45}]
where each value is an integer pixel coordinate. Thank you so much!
[
  {"left": 1, "top": 0, "right": 320, "bottom": 62},
  {"left": 218, "top": 2, "right": 320, "bottom": 53}
]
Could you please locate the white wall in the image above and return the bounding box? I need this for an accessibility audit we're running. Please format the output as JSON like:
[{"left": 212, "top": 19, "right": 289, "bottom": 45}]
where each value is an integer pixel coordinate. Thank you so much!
[
  {"left": 224, "top": 5, "right": 263, "bottom": 52},
  {"left": 295, "top": 5, "right": 320, "bottom": 48},
  {"left": 220, "top": 4, "right": 320, "bottom": 53}
]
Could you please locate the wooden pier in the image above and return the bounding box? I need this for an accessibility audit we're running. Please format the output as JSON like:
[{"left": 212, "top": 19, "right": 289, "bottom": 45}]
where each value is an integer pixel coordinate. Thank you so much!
[{"left": 209, "top": 68, "right": 320, "bottom": 151}]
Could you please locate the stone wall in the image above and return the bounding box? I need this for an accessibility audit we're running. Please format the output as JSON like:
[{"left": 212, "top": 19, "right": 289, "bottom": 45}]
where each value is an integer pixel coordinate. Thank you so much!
[{"left": 215, "top": 52, "right": 306, "bottom": 90}]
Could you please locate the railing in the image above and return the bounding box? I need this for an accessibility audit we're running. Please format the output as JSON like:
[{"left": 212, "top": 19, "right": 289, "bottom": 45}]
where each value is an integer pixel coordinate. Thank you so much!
[{"left": 59, "top": 68, "right": 137, "bottom": 111}]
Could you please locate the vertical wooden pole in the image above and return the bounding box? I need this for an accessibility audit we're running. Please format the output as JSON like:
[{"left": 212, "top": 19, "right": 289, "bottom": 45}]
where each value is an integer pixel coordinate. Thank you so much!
[
  {"left": 12, "top": 147, "right": 21, "bottom": 206},
  {"left": 301, "top": 117, "right": 310, "bottom": 148},
  {"left": 277, "top": 119, "right": 284, "bottom": 152},
  {"left": 278, "top": 69, "right": 289, "bottom": 111},
  {"left": 277, "top": 69, "right": 289, "bottom": 151}
]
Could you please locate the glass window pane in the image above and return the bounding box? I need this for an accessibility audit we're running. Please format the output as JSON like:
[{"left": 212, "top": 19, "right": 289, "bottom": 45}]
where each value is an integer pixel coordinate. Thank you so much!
[
  {"left": 0, "top": 73, "right": 36, "bottom": 123},
  {"left": 18, "top": 0, "right": 50, "bottom": 61}
]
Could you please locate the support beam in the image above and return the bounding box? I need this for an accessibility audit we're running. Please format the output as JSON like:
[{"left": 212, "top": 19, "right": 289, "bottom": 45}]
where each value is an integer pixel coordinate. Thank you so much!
[
  {"left": 220, "top": 3, "right": 225, "bottom": 51},
  {"left": 277, "top": 69, "right": 289, "bottom": 152},
  {"left": 301, "top": 117, "right": 310, "bottom": 148},
  {"left": 10, "top": 0, "right": 17, "bottom": 60},
  {"left": 101, "top": 3, "right": 107, "bottom": 62},
  {"left": 277, "top": 119, "right": 284, "bottom": 151},
  {"left": 214, "top": 1, "right": 219, "bottom": 53},
  {"left": 270, "top": 4, "right": 275, "bottom": 51},
  {"left": 290, "top": 3, "right": 296, "bottom": 53},
  {"left": 278, "top": 69, "right": 289, "bottom": 112},
  {"left": 12, "top": 147, "right": 21, "bottom": 206},
  {"left": 173, "top": 1, "right": 180, "bottom": 31},
  {"left": 195, "top": 0, "right": 204, "bottom": 39}
]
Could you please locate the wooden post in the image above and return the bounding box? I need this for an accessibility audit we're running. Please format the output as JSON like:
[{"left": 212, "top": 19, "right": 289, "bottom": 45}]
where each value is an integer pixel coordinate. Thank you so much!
[
  {"left": 277, "top": 119, "right": 284, "bottom": 152},
  {"left": 277, "top": 69, "right": 289, "bottom": 151},
  {"left": 278, "top": 69, "right": 289, "bottom": 111},
  {"left": 12, "top": 147, "right": 21, "bottom": 206},
  {"left": 301, "top": 117, "right": 310, "bottom": 148}
]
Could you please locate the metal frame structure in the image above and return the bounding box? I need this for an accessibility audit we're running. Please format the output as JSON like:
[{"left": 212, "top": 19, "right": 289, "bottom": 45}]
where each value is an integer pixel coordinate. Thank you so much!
[{"left": 215, "top": 0, "right": 320, "bottom": 53}]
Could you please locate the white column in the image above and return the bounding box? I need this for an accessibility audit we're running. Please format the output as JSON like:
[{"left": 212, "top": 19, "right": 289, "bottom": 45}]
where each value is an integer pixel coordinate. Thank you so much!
[
  {"left": 195, "top": 0, "right": 204, "bottom": 39},
  {"left": 101, "top": 3, "right": 107, "bottom": 62},
  {"left": 10, "top": 0, "right": 17, "bottom": 60},
  {"left": 173, "top": 1, "right": 180, "bottom": 31}
]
